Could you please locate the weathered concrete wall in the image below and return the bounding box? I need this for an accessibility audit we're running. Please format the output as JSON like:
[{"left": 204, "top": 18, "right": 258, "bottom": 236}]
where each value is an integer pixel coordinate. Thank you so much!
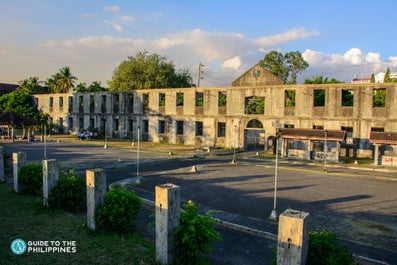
[{"left": 34, "top": 83, "right": 397, "bottom": 157}]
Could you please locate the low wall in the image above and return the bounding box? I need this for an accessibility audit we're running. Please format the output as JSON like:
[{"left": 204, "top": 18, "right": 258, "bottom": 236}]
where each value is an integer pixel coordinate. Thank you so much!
[{"left": 287, "top": 149, "right": 311, "bottom": 160}]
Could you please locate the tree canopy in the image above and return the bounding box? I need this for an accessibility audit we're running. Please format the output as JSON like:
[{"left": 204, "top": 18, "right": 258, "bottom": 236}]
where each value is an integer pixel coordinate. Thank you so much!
[
  {"left": 259, "top": 50, "right": 308, "bottom": 84},
  {"left": 304, "top": 76, "right": 342, "bottom": 84},
  {"left": 108, "top": 51, "right": 194, "bottom": 91},
  {"left": 75, "top": 81, "right": 108, "bottom": 93},
  {"left": 0, "top": 90, "right": 45, "bottom": 122},
  {"left": 46, "top": 66, "right": 78, "bottom": 93}
]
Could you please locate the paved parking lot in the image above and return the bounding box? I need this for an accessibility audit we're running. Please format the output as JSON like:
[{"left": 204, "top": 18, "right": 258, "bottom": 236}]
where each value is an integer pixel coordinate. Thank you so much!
[{"left": 2, "top": 141, "right": 397, "bottom": 264}]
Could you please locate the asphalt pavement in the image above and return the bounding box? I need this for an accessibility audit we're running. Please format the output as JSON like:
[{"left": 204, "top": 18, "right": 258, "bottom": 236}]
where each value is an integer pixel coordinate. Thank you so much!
[{"left": 2, "top": 140, "right": 396, "bottom": 265}]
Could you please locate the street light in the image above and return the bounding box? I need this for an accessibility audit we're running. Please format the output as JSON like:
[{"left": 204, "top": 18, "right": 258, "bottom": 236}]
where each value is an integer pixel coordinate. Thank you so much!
[
  {"left": 136, "top": 126, "right": 141, "bottom": 184},
  {"left": 168, "top": 118, "right": 173, "bottom": 155},
  {"left": 232, "top": 124, "right": 237, "bottom": 164},
  {"left": 323, "top": 130, "right": 328, "bottom": 173},
  {"left": 269, "top": 129, "right": 280, "bottom": 221},
  {"left": 44, "top": 118, "right": 47, "bottom": 159}
]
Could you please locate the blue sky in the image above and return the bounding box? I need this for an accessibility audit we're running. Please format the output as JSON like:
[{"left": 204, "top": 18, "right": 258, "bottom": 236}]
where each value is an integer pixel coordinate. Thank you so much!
[{"left": 1, "top": 0, "right": 396, "bottom": 87}]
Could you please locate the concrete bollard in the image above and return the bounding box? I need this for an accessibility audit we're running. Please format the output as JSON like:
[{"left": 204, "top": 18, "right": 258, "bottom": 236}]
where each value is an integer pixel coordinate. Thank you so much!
[
  {"left": 155, "top": 183, "right": 180, "bottom": 265},
  {"left": 42, "top": 159, "right": 59, "bottom": 207},
  {"left": 86, "top": 168, "right": 107, "bottom": 230},
  {"left": 0, "top": 146, "right": 4, "bottom": 182},
  {"left": 12, "top": 152, "right": 27, "bottom": 192},
  {"left": 277, "top": 208, "right": 309, "bottom": 265}
]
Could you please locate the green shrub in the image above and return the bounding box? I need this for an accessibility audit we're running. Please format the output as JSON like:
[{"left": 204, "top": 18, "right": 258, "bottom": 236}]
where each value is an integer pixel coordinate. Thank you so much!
[
  {"left": 307, "top": 230, "right": 354, "bottom": 265},
  {"left": 173, "top": 200, "right": 221, "bottom": 265},
  {"left": 48, "top": 169, "right": 86, "bottom": 212},
  {"left": 95, "top": 186, "right": 142, "bottom": 233},
  {"left": 19, "top": 163, "right": 42, "bottom": 195}
]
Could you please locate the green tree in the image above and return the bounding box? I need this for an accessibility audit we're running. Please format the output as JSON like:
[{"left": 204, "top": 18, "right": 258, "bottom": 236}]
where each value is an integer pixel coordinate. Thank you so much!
[
  {"left": 245, "top": 96, "right": 265, "bottom": 114},
  {"left": 173, "top": 200, "right": 221, "bottom": 265},
  {"left": 284, "top": 51, "right": 309, "bottom": 84},
  {"left": 17, "top": 76, "right": 48, "bottom": 94},
  {"left": 46, "top": 67, "right": 78, "bottom": 93},
  {"left": 259, "top": 50, "right": 308, "bottom": 84},
  {"left": 384, "top": 68, "right": 391, "bottom": 83},
  {"left": 0, "top": 91, "right": 36, "bottom": 118},
  {"left": 87, "top": 81, "right": 107, "bottom": 92},
  {"left": 371, "top": 73, "right": 375, "bottom": 83},
  {"left": 304, "top": 76, "right": 342, "bottom": 84},
  {"left": 307, "top": 230, "right": 354, "bottom": 265},
  {"left": 109, "top": 51, "right": 194, "bottom": 91},
  {"left": 75, "top": 83, "right": 87, "bottom": 93}
]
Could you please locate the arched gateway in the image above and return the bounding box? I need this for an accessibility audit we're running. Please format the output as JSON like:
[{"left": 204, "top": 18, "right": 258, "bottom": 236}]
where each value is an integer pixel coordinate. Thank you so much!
[{"left": 244, "top": 119, "right": 265, "bottom": 151}]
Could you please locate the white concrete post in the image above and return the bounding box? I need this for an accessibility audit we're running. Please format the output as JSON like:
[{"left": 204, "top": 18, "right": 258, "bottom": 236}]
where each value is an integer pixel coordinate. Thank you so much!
[
  {"left": 277, "top": 208, "right": 309, "bottom": 265},
  {"left": 86, "top": 168, "right": 106, "bottom": 230},
  {"left": 373, "top": 143, "right": 379, "bottom": 165},
  {"left": 42, "top": 159, "right": 59, "bottom": 207},
  {"left": 0, "top": 146, "right": 4, "bottom": 182},
  {"left": 155, "top": 183, "right": 180, "bottom": 265},
  {"left": 12, "top": 152, "right": 27, "bottom": 192}
]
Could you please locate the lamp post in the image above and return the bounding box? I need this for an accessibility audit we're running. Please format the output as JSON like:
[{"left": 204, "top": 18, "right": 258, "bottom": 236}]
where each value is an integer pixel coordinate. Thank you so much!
[
  {"left": 44, "top": 118, "right": 47, "bottom": 159},
  {"left": 136, "top": 126, "right": 141, "bottom": 184},
  {"left": 103, "top": 118, "right": 108, "bottom": 149},
  {"left": 269, "top": 129, "right": 280, "bottom": 221},
  {"left": 232, "top": 124, "right": 237, "bottom": 164},
  {"left": 323, "top": 130, "right": 328, "bottom": 172},
  {"left": 168, "top": 118, "right": 173, "bottom": 155}
]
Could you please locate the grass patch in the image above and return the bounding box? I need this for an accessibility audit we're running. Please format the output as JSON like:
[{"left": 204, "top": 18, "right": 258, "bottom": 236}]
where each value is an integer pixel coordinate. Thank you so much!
[{"left": 0, "top": 184, "right": 156, "bottom": 265}]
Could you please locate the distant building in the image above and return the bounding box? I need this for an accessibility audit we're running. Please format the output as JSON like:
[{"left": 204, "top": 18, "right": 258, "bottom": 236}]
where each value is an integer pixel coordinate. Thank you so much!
[{"left": 352, "top": 78, "right": 371, "bottom": 84}]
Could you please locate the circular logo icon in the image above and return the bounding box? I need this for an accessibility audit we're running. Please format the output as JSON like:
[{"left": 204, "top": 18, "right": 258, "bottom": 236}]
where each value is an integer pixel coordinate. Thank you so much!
[{"left": 10, "top": 238, "right": 27, "bottom": 255}]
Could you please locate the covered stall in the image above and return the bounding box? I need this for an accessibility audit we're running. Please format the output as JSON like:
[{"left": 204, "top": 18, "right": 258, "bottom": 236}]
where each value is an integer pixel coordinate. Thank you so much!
[
  {"left": 370, "top": 132, "right": 397, "bottom": 166},
  {"left": 0, "top": 111, "right": 38, "bottom": 142},
  {"left": 278, "top": 128, "right": 346, "bottom": 162}
]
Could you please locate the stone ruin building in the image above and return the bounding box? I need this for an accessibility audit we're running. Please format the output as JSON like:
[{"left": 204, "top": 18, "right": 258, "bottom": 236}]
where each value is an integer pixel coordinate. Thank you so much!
[{"left": 33, "top": 64, "right": 397, "bottom": 166}]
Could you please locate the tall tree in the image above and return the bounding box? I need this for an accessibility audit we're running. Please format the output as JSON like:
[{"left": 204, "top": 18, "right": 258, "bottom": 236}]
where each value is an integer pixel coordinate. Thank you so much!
[
  {"left": 284, "top": 51, "right": 309, "bottom": 84},
  {"left": 384, "top": 68, "right": 391, "bottom": 83},
  {"left": 46, "top": 67, "right": 77, "bottom": 93},
  {"left": 0, "top": 91, "right": 43, "bottom": 120},
  {"left": 57, "top": 66, "right": 77, "bottom": 93},
  {"left": 109, "top": 51, "right": 194, "bottom": 91},
  {"left": 259, "top": 50, "right": 308, "bottom": 84},
  {"left": 17, "top": 76, "right": 47, "bottom": 94}
]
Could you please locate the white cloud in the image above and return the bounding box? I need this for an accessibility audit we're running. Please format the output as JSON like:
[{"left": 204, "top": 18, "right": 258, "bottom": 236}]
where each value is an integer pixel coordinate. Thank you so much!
[
  {"left": 255, "top": 28, "right": 320, "bottom": 48},
  {"left": 104, "top": 6, "right": 120, "bottom": 13},
  {"left": 112, "top": 24, "right": 122, "bottom": 32},
  {"left": 301, "top": 48, "right": 395, "bottom": 82},
  {"left": 2, "top": 27, "right": 396, "bottom": 87},
  {"left": 120, "top": 16, "right": 135, "bottom": 23},
  {"left": 221, "top": 56, "right": 241, "bottom": 69},
  {"left": 103, "top": 20, "right": 123, "bottom": 32}
]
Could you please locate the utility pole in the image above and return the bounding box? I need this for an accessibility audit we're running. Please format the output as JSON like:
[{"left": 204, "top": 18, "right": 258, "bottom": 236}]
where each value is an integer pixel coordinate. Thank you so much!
[{"left": 197, "top": 63, "right": 204, "bottom": 87}]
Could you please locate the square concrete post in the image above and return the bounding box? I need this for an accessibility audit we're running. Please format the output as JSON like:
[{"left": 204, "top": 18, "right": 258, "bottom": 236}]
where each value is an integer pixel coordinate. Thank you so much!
[
  {"left": 42, "top": 159, "right": 59, "bottom": 207},
  {"left": 373, "top": 143, "right": 379, "bottom": 165},
  {"left": 12, "top": 152, "right": 27, "bottom": 192},
  {"left": 86, "top": 168, "right": 106, "bottom": 230},
  {"left": 0, "top": 146, "right": 4, "bottom": 182},
  {"left": 155, "top": 183, "right": 180, "bottom": 265},
  {"left": 277, "top": 208, "right": 309, "bottom": 265}
]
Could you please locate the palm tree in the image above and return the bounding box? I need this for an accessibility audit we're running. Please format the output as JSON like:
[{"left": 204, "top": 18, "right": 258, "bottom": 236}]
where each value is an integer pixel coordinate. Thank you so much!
[
  {"left": 17, "top": 76, "right": 44, "bottom": 94},
  {"left": 56, "top": 67, "right": 77, "bottom": 93}
]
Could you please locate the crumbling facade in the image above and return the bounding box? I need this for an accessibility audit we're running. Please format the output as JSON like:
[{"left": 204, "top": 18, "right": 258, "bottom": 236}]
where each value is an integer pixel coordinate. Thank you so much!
[{"left": 33, "top": 65, "right": 397, "bottom": 163}]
